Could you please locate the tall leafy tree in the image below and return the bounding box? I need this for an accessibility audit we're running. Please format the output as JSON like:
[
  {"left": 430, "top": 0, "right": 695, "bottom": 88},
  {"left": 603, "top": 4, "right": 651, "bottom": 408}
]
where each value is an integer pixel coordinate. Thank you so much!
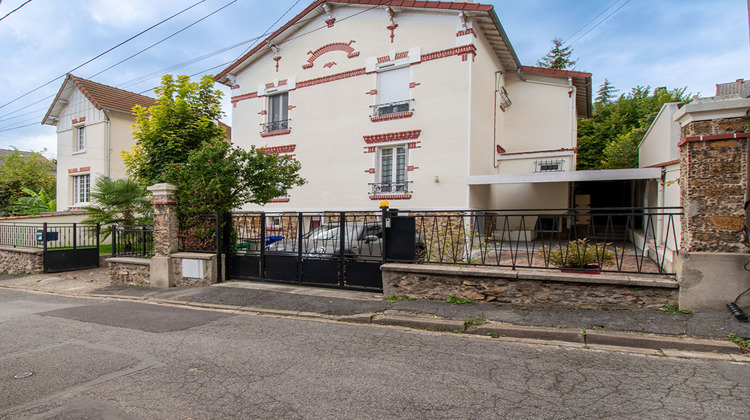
[
  {"left": 577, "top": 86, "right": 695, "bottom": 170},
  {"left": 537, "top": 37, "right": 577, "bottom": 70},
  {"left": 122, "top": 74, "right": 226, "bottom": 187},
  {"left": 595, "top": 79, "right": 618, "bottom": 104},
  {"left": 0, "top": 149, "right": 56, "bottom": 213}
]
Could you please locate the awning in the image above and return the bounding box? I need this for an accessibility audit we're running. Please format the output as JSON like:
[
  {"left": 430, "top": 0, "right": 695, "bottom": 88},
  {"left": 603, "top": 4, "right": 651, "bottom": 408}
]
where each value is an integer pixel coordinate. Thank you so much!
[{"left": 468, "top": 168, "right": 662, "bottom": 185}]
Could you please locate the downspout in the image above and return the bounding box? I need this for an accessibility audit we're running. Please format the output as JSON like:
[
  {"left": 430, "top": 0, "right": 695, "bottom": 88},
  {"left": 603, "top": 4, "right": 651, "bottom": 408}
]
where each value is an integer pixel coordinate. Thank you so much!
[
  {"left": 103, "top": 109, "right": 111, "bottom": 178},
  {"left": 493, "top": 71, "right": 502, "bottom": 169},
  {"left": 568, "top": 77, "right": 575, "bottom": 153}
]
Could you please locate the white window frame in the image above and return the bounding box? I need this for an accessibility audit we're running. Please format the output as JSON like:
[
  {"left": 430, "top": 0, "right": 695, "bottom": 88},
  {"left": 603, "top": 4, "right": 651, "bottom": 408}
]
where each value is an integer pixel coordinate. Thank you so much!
[
  {"left": 266, "top": 92, "right": 289, "bottom": 132},
  {"left": 375, "top": 66, "right": 411, "bottom": 116},
  {"left": 378, "top": 145, "right": 408, "bottom": 193},
  {"left": 74, "top": 125, "right": 86, "bottom": 153},
  {"left": 72, "top": 173, "right": 90, "bottom": 205}
]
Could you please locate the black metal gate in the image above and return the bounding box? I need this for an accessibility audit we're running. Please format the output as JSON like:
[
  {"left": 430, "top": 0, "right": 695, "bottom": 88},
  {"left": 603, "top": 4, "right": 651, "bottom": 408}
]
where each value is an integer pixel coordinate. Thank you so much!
[
  {"left": 42, "top": 223, "right": 100, "bottom": 273},
  {"left": 227, "top": 210, "right": 416, "bottom": 292}
]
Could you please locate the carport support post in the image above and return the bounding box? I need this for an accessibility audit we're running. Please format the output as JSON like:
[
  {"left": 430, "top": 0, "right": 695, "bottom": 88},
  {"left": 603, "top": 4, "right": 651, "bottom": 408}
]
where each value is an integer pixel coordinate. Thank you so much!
[{"left": 147, "top": 183, "right": 179, "bottom": 288}]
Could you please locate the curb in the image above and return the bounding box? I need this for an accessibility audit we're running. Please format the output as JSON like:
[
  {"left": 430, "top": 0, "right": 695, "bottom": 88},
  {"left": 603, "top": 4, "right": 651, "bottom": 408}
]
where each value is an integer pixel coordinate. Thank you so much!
[
  {"left": 584, "top": 330, "right": 740, "bottom": 353},
  {"left": 468, "top": 324, "right": 586, "bottom": 343},
  {"left": 372, "top": 314, "right": 464, "bottom": 332}
]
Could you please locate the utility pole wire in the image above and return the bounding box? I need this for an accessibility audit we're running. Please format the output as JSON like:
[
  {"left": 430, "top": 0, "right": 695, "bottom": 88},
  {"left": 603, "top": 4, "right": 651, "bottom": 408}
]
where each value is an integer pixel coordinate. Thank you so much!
[
  {"left": 0, "top": 0, "right": 207, "bottom": 110},
  {"left": 569, "top": 0, "right": 632, "bottom": 46},
  {"left": 565, "top": 0, "right": 622, "bottom": 44},
  {"left": 0, "top": 0, "right": 32, "bottom": 22}
]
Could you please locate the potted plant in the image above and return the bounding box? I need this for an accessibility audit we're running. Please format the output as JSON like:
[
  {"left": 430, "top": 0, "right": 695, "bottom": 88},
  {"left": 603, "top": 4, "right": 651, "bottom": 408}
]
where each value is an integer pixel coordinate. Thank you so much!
[{"left": 542, "top": 238, "right": 616, "bottom": 274}]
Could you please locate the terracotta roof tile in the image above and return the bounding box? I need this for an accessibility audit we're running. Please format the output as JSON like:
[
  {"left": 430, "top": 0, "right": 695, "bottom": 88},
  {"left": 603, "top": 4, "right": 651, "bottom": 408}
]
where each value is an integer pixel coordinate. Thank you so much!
[{"left": 69, "top": 75, "right": 156, "bottom": 113}]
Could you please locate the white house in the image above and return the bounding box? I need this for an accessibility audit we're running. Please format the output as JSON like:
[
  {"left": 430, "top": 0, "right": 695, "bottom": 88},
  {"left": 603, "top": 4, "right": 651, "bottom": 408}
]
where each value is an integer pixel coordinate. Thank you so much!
[
  {"left": 42, "top": 74, "right": 156, "bottom": 210},
  {"left": 215, "top": 0, "right": 593, "bottom": 213}
]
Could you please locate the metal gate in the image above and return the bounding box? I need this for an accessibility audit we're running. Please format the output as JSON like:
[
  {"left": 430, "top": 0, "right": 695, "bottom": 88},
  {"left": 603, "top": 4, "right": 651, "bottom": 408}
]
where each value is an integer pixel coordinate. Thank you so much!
[
  {"left": 227, "top": 210, "right": 416, "bottom": 292},
  {"left": 42, "top": 223, "right": 101, "bottom": 273}
]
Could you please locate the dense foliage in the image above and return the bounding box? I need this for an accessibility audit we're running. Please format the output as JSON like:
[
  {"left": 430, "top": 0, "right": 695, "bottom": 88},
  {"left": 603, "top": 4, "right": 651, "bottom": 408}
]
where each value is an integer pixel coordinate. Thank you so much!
[
  {"left": 122, "top": 74, "right": 226, "bottom": 187},
  {"left": 577, "top": 85, "right": 695, "bottom": 170},
  {"left": 0, "top": 150, "right": 56, "bottom": 213},
  {"left": 9, "top": 187, "right": 56, "bottom": 215},
  {"left": 82, "top": 177, "right": 153, "bottom": 239},
  {"left": 537, "top": 37, "right": 577, "bottom": 70}
]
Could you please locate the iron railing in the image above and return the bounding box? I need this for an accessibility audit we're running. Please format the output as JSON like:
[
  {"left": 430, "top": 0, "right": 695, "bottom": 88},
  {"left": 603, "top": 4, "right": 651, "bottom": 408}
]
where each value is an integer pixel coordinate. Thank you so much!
[
  {"left": 260, "top": 119, "right": 291, "bottom": 133},
  {"left": 112, "top": 225, "right": 154, "bottom": 258},
  {"left": 369, "top": 181, "right": 412, "bottom": 195},
  {"left": 0, "top": 222, "right": 99, "bottom": 250},
  {"left": 370, "top": 99, "right": 413, "bottom": 117}
]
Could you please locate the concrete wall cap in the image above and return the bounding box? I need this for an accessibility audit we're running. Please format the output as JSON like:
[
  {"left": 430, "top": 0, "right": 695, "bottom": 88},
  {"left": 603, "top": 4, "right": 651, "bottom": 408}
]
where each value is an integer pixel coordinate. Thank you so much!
[
  {"left": 106, "top": 256, "right": 151, "bottom": 265},
  {"left": 171, "top": 252, "right": 216, "bottom": 260},
  {"left": 146, "top": 183, "right": 178, "bottom": 194},
  {"left": 0, "top": 246, "right": 43, "bottom": 255}
]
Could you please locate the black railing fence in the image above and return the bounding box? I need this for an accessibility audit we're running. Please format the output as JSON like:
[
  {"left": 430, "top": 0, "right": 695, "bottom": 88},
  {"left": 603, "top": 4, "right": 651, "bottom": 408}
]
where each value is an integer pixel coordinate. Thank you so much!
[
  {"left": 0, "top": 222, "right": 99, "bottom": 249},
  {"left": 229, "top": 207, "right": 681, "bottom": 276},
  {"left": 112, "top": 225, "right": 154, "bottom": 258}
]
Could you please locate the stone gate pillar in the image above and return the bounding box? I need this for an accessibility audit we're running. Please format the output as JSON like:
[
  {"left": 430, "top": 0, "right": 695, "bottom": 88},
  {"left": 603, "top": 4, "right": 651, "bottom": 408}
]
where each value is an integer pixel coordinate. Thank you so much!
[
  {"left": 147, "top": 183, "right": 179, "bottom": 288},
  {"left": 675, "top": 97, "right": 750, "bottom": 309}
]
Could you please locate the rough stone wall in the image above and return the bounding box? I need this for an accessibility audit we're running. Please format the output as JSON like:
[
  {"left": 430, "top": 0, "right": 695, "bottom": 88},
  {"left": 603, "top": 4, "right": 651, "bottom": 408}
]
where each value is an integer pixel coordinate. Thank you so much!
[
  {"left": 383, "top": 268, "right": 677, "bottom": 309},
  {"left": 679, "top": 117, "right": 750, "bottom": 252},
  {"left": 153, "top": 202, "right": 179, "bottom": 256},
  {"left": 171, "top": 256, "right": 214, "bottom": 287},
  {"left": 108, "top": 260, "right": 150, "bottom": 286},
  {"left": 0, "top": 248, "right": 43, "bottom": 274}
]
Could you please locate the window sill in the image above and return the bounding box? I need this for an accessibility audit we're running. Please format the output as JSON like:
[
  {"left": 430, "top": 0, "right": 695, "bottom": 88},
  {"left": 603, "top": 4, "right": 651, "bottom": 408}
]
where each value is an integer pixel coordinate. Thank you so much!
[
  {"left": 71, "top": 150, "right": 86, "bottom": 155},
  {"left": 370, "top": 111, "right": 413, "bottom": 122},
  {"left": 369, "top": 193, "right": 412, "bottom": 200},
  {"left": 260, "top": 129, "right": 291, "bottom": 138}
]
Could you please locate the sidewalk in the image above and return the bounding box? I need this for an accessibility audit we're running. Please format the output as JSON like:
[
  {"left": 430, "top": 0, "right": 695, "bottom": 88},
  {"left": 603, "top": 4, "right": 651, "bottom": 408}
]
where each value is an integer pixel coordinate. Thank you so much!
[{"left": 2, "top": 267, "right": 750, "bottom": 357}]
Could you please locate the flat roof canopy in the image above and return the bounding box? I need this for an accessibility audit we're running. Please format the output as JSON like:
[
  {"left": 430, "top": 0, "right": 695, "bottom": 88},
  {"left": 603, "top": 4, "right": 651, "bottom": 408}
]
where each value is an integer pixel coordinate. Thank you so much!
[{"left": 468, "top": 168, "right": 662, "bottom": 185}]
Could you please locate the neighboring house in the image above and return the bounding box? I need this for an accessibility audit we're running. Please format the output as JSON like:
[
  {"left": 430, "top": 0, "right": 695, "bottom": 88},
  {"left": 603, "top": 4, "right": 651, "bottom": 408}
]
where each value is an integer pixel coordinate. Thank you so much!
[
  {"left": 637, "top": 78, "right": 750, "bottom": 270},
  {"left": 215, "top": 0, "right": 593, "bottom": 215},
  {"left": 42, "top": 74, "right": 231, "bottom": 211},
  {"left": 42, "top": 74, "right": 157, "bottom": 211}
]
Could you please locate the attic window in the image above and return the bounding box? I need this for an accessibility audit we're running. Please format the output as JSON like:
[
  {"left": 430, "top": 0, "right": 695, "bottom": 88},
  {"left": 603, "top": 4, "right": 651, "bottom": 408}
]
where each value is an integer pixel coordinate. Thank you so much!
[{"left": 75, "top": 126, "right": 86, "bottom": 152}]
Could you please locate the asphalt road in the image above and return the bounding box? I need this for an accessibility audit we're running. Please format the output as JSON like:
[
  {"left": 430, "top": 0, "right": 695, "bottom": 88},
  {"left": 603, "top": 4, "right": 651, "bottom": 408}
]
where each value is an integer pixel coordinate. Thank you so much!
[{"left": 2, "top": 289, "right": 750, "bottom": 419}]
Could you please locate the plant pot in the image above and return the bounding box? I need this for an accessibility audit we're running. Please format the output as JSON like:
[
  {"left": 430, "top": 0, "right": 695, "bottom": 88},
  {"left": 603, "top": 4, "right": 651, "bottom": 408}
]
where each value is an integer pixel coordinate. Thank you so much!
[{"left": 561, "top": 264, "right": 600, "bottom": 274}]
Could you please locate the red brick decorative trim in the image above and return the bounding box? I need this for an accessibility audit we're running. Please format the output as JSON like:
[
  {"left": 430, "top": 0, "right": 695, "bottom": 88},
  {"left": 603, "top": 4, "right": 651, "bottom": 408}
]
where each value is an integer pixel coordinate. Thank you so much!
[
  {"left": 645, "top": 159, "right": 680, "bottom": 168},
  {"left": 365, "top": 89, "right": 377, "bottom": 95},
  {"left": 364, "top": 168, "right": 375, "bottom": 174},
  {"left": 288, "top": 105, "right": 296, "bottom": 110},
  {"left": 265, "top": 82, "right": 275, "bottom": 89},
  {"left": 270, "top": 197, "right": 291, "bottom": 203},
  {"left": 274, "top": 56, "right": 282, "bottom": 72},
  {"left": 369, "top": 193, "right": 411, "bottom": 200},
  {"left": 394, "top": 51, "right": 409, "bottom": 60},
  {"left": 496, "top": 145, "right": 506, "bottom": 154},
  {"left": 231, "top": 84, "right": 240, "bottom": 90},
  {"left": 409, "top": 82, "right": 420, "bottom": 89},
  {"left": 279, "top": 79, "right": 288, "bottom": 86},
  {"left": 407, "top": 141, "right": 421, "bottom": 149},
  {"left": 363, "top": 129, "right": 421, "bottom": 144},
  {"left": 303, "top": 41, "right": 359, "bottom": 69},
  {"left": 263, "top": 144, "right": 296, "bottom": 154},
  {"left": 68, "top": 166, "right": 91, "bottom": 174},
  {"left": 370, "top": 111, "right": 413, "bottom": 122},
  {"left": 260, "top": 129, "right": 291, "bottom": 138},
  {"left": 377, "top": 55, "right": 391, "bottom": 64},
  {"left": 407, "top": 165, "right": 419, "bottom": 171},
  {"left": 364, "top": 146, "right": 376, "bottom": 154},
  {"left": 677, "top": 132, "right": 750, "bottom": 147},
  {"left": 326, "top": 18, "right": 335, "bottom": 28},
  {"left": 387, "top": 24, "right": 398, "bottom": 43},
  {"left": 456, "top": 28, "right": 476, "bottom": 37},
  {"left": 421, "top": 45, "right": 476, "bottom": 63},
  {"left": 297, "top": 68, "right": 366, "bottom": 88},
  {"left": 231, "top": 91, "right": 258, "bottom": 106},
  {"left": 323, "top": 62, "right": 337, "bottom": 68},
  {"left": 258, "top": 110, "right": 267, "bottom": 115}
]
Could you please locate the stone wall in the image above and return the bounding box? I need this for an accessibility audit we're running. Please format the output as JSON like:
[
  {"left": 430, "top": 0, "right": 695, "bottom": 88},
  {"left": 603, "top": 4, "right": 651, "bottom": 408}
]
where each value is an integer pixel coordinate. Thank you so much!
[
  {"left": 107, "top": 257, "right": 150, "bottom": 286},
  {"left": 0, "top": 246, "right": 43, "bottom": 274},
  {"left": 382, "top": 264, "right": 678, "bottom": 309},
  {"left": 170, "top": 252, "right": 218, "bottom": 287},
  {"left": 679, "top": 120, "right": 750, "bottom": 252}
]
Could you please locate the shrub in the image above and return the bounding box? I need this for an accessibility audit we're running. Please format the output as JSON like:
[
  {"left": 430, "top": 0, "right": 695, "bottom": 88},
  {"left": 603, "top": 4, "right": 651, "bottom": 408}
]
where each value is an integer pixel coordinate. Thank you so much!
[{"left": 544, "top": 239, "right": 615, "bottom": 268}]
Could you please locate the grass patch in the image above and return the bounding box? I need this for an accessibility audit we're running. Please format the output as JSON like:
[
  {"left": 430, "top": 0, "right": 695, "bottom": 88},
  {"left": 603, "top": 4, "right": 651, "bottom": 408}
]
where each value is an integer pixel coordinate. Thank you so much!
[
  {"left": 464, "top": 316, "right": 488, "bottom": 328},
  {"left": 486, "top": 332, "right": 501, "bottom": 339},
  {"left": 659, "top": 302, "right": 694, "bottom": 314},
  {"left": 727, "top": 333, "right": 750, "bottom": 353},
  {"left": 446, "top": 294, "right": 475, "bottom": 304},
  {"left": 387, "top": 295, "right": 417, "bottom": 303}
]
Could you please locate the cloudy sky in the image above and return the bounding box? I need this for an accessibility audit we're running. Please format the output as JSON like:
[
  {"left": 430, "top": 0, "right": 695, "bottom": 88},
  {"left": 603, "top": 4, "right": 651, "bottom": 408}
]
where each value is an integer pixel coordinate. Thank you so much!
[{"left": 1, "top": 0, "right": 748, "bottom": 158}]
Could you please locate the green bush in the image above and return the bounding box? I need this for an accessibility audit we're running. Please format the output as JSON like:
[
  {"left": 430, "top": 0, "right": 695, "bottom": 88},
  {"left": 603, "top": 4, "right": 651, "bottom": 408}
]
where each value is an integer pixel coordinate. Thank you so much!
[{"left": 544, "top": 239, "right": 615, "bottom": 269}]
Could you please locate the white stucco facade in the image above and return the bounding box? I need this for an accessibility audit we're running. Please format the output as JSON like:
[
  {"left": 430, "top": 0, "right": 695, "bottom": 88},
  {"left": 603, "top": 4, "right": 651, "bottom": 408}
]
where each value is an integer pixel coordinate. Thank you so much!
[{"left": 217, "top": 0, "right": 591, "bottom": 212}]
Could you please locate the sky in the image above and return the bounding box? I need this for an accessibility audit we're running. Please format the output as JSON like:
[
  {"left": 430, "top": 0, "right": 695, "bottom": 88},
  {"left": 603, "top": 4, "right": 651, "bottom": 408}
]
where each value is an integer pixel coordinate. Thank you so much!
[{"left": 0, "top": 0, "right": 748, "bottom": 158}]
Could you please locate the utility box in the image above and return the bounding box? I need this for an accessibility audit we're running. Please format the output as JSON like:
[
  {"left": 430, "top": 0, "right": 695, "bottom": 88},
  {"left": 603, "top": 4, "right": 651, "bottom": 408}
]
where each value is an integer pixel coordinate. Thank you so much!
[{"left": 385, "top": 210, "right": 417, "bottom": 261}]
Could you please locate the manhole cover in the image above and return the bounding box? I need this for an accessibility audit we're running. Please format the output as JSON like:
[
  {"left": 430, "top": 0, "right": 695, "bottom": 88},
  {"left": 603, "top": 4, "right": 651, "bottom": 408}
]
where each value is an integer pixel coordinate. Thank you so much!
[{"left": 14, "top": 372, "right": 33, "bottom": 379}]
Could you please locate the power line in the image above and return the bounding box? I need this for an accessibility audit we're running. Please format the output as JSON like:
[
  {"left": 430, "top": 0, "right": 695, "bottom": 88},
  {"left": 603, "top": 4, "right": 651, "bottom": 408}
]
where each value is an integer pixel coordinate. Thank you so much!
[
  {"left": 0, "top": 0, "right": 32, "bottom": 22},
  {"left": 564, "top": 0, "right": 622, "bottom": 44},
  {"left": 569, "top": 0, "right": 632, "bottom": 46},
  {"left": 235, "top": 0, "right": 304, "bottom": 59},
  {"left": 0, "top": 0, "right": 208, "bottom": 110}
]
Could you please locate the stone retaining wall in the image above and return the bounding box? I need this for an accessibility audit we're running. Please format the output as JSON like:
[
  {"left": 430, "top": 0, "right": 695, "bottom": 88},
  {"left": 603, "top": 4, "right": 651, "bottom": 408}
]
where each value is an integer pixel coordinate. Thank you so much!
[
  {"left": 107, "top": 257, "right": 150, "bottom": 286},
  {"left": 0, "top": 246, "right": 43, "bottom": 274},
  {"left": 171, "top": 252, "right": 219, "bottom": 287},
  {"left": 382, "top": 264, "right": 678, "bottom": 309}
]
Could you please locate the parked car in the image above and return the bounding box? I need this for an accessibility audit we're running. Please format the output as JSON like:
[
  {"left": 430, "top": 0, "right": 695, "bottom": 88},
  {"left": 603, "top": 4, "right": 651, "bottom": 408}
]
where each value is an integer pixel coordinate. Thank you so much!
[{"left": 267, "top": 222, "right": 425, "bottom": 260}]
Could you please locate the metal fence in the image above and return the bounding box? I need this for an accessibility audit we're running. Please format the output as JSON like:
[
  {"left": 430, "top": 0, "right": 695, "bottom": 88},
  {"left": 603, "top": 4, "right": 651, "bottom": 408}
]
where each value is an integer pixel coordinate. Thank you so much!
[
  {"left": 0, "top": 222, "right": 99, "bottom": 250},
  {"left": 112, "top": 225, "right": 154, "bottom": 258}
]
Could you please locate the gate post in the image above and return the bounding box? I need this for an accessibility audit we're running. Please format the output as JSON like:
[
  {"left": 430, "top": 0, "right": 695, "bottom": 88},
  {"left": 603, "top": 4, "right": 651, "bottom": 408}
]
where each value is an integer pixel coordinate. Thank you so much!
[{"left": 147, "top": 183, "right": 179, "bottom": 288}]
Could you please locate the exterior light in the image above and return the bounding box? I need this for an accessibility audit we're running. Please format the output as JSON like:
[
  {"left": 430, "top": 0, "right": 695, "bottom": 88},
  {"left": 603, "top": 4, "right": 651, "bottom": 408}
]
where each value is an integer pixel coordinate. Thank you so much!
[{"left": 379, "top": 200, "right": 389, "bottom": 210}]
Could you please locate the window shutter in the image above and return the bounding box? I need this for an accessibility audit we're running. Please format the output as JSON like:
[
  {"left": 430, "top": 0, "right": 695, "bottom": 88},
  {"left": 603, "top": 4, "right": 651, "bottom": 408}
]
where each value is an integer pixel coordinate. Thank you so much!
[{"left": 378, "top": 67, "right": 410, "bottom": 104}]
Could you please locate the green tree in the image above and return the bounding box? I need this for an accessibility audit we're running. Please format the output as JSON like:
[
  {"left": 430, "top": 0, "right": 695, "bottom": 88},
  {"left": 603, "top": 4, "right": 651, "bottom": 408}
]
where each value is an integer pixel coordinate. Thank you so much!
[
  {"left": 165, "top": 139, "right": 305, "bottom": 217},
  {"left": 123, "top": 74, "right": 226, "bottom": 186},
  {"left": 595, "top": 79, "right": 618, "bottom": 104},
  {"left": 577, "top": 86, "right": 695, "bottom": 170},
  {"left": 537, "top": 37, "right": 577, "bottom": 70},
  {"left": 0, "top": 150, "right": 56, "bottom": 212},
  {"left": 9, "top": 187, "right": 56, "bottom": 215},
  {"left": 82, "top": 177, "right": 152, "bottom": 240}
]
